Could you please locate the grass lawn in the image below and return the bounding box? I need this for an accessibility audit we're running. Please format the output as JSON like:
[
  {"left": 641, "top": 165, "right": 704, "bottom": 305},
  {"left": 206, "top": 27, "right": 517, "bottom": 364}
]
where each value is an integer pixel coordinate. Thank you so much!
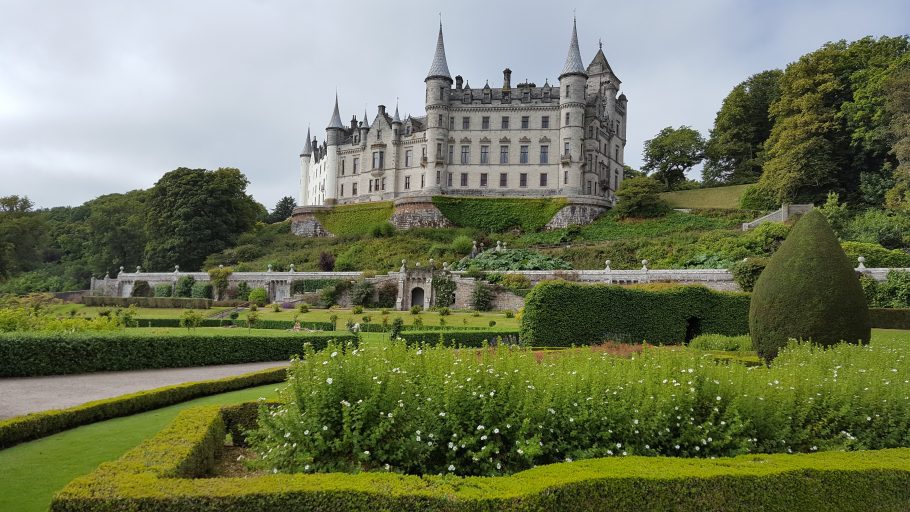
[
  {"left": 48, "top": 304, "right": 230, "bottom": 319},
  {"left": 660, "top": 184, "right": 751, "bottom": 209},
  {"left": 0, "top": 383, "right": 280, "bottom": 512}
]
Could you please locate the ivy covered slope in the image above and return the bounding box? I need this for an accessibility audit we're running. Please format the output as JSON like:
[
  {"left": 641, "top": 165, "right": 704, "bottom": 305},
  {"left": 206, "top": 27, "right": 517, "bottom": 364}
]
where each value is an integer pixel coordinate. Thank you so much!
[
  {"left": 313, "top": 202, "right": 394, "bottom": 236},
  {"left": 431, "top": 196, "right": 567, "bottom": 232}
]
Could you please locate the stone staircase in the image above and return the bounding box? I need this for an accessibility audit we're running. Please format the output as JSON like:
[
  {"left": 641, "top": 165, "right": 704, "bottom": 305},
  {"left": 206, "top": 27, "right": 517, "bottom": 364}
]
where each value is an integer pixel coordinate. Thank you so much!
[{"left": 742, "top": 203, "right": 813, "bottom": 231}]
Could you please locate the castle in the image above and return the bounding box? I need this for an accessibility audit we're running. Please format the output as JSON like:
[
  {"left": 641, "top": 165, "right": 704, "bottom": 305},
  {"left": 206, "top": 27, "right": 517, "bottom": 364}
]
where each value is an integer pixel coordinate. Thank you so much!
[{"left": 293, "top": 20, "right": 628, "bottom": 235}]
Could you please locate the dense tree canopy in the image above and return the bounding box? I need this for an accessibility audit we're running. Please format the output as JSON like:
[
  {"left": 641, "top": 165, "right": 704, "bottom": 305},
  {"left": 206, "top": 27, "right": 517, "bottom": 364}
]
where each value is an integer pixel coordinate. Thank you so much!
[
  {"left": 0, "top": 196, "right": 46, "bottom": 278},
  {"left": 885, "top": 63, "right": 910, "bottom": 211},
  {"left": 703, "top": 70, "right": 782, "bottom": 186},
  {"left": 642, "top": 126, "right": 706, "bottom": 190},
  {"left": 268, "top": 196, "right": 297, "bottom": 223}
]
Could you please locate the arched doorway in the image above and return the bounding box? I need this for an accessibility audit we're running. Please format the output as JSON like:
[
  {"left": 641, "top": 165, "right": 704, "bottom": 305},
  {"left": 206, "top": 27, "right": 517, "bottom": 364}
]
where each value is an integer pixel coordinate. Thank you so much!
[{"left": 411, "top": 287, "right": 425, "bottom": 309}]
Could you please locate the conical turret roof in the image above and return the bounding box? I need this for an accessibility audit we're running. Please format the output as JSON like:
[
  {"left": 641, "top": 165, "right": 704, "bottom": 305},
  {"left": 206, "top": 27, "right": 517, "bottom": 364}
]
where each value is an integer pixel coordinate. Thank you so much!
[
  {"left": 301, "top": 126, "right": 312, "bottom": 156},
  {"left": 426, "top": 23, "right": 452, "bottom": 81},
  {"left": 362, "top": 108, "right": 370, "bottom": 128},
  {"left": 559, "top": 19, "right": 587, "bottom": 79},
  {"left": 392, "top": 103, "right": 401, "bottom": 123},
  {"left": 326, "top": 93, "right": 344, "bottom": 130}
]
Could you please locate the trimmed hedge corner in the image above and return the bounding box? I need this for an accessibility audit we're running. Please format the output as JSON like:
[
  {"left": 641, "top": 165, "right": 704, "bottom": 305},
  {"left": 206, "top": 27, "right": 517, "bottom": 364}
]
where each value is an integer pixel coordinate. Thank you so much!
[
  {"left": 870, "top": 308, "right": 910, "bottom": 330},
  {"left": 397, "top": 329, "right": 521, "bottom": 347},
  {"left": 0, "top": 368, "right": 286, "bottom": 450},
  {"left": 51, "top": 403, "right": 910, "bottom": 512},
  {"left": 0, "top": 332, "right": 357, "bottom": 377},
  {"left": 520, "top": 282, "right": 749, "bottom": 346}
]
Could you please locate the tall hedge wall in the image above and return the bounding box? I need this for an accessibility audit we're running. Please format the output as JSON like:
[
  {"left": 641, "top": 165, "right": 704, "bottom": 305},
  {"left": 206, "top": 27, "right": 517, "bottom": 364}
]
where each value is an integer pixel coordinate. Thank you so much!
[
  {"left": 869, "top": 308, "right": 910, "bottom": 330},
  {"left": 313, "top": 202, "right": 394, "bottom": 236},
  {"left": 0, "top": 332, "right": 356, "bottom": 377},
  {"left": 51, "top": 404, "right": 910, "bottom": 512},
  {"left": 432, "top": 196, "right": 568, "bottom": 232},
  {"left": 521, "top": 282, "right": 750, "bottom": 346},
  {"left": 83, "top": 296, "right": 212, "bottom": 308}
]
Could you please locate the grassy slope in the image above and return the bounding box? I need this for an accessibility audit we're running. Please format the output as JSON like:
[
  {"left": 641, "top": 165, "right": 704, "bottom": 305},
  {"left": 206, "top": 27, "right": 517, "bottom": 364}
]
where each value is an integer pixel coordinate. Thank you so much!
[
  {"left": 0, "top": 383, "right": 280, "bottom": 512},
  {"left": 660, "top": 184, "right": 751, "bottom": 209}
]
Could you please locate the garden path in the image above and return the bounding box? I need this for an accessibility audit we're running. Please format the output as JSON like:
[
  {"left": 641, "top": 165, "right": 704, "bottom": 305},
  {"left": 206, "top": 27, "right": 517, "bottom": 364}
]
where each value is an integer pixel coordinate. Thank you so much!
[{"left": 0, "top": 361, "right": 289, "bottom": 419}]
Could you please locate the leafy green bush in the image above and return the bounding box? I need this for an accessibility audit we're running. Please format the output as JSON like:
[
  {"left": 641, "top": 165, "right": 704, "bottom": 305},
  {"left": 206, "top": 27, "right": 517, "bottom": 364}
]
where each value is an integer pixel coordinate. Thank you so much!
[
  {"left": 451, "top": 235, "right": 473, "bottom": 255},
  {"left": 521, "top": 282, "right": 749, "bottom": 346},
  {"left": 174, "top": 275, "right": 195, "bottom": 298},
  {"left": 689, "top": 333, "right": 753, "bottom": 351},
  {"left": 248, "top": 287, "right": 268, "bottom": 306},
  {"left": 190, "top": 282, "right": 213, "bottom": 299},
  {"left": 397, "top": 330, "right": 520, "bottom": 347},
  {"left": 409, "top": 305, "right": 422, "bottom": 314},
  {"left": 613, "top": 176, "right": 670, "bottom": 219},
  {"left": 352, "top": 305, "right": 364, "bottom": 314},
  {"left": 471, "top": 281, "right": 493, "bottom": 311},
  {"left": 153, "top": 283, "right": 173, "bottom": 297},
  {"left": 437, "top": 307, "right": 450, "bottom": 316},
  {"left": 298, "top": 303, "right": 309, "bottom": 313},
  {"left": 0, "top": 331, "right": 356, "bottom": 377},
  {"left": 750, "top": 210, "right": 871, "bottom": 362},
  {"left": 0, "top": 367, "right": 285, "bottom": 450},
  {"left": 454, "top": 249, "right": 571, "bottom": 271},
  {"left": 291, "top": 278, "right": 342, "bottom": 294},
  {"left": 350, "top": 281, "right": 374, "bottom": 307},
  {"left": 843, "top": 209, "right": 910, "bottom": 249},
  {"left": 130, "top": 280, "right": 152, "bottom": 297},
  {"left": 136, "top": 318, "right": 332, "bottom": 330},
  {"left": 432, "top": 196, "right": 567, "bottom": 232},
  {"left": 861, "top": 271, "right": 910, "bottom": 308},
  {"left": 375, "top": 282, "right": 398, "bottom": 309},
  {"left": 739, "top": 183, "right": 777, "bottom": 210},
  {"left": 370, "top": 222, "right": 396, "bottom": 238},
  {"left": 728, "top": 257, "right": 767, "bottom": 292},
  {"left": 841, "top": 241, "right": 910, "bottom": 268},
  {"left": 314, "top": 202, "right": 394, "bottom": 236},
  {"left": 178, "top": 310, "right": 203, "bottom": 330},
  {"left": 235, "top": 281, "right": 251, "bottom": 301}
]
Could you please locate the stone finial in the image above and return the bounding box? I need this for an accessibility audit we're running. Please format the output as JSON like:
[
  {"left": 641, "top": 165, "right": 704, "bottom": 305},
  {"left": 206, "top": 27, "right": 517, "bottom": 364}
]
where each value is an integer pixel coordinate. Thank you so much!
[
  {"left": 503, "top": 242, "right": 507, "bottom": 251},
  {"left": 219, "top": 264, "right": 224, "bottom": 269},
  {"left": 470, "top": 241, "right": 478, "bottom": 258},
  {"left": 267, "top": 264, "right": 273, "bottom": 272},
  {"left": 136, "top": 265, "right": 141, "bottom": 273},
  {"left": 442, "top": 262, "right": 449, "bottom": 271},
  {"left": 400, "top": 259, "right": 407, "bottom": 272},
  {"left": 118, "top": 266, "right": 124, "bottom": 275},
  {"left": 415, "top": 261, "right": 421, "bottom": 268},
  {"left": 428, "top": 258, "right": 435, "bottom": 270},
  {"left": 641, "top": 259, "right": 649, "bottom": 271},
  {"left": 496, "top": 241, "right": 502, "bottom": 252},
  {"left": 605, "top": 260, "right": 611, "bottom": 271},
  {"left": 857, "top": 256, "right": 866, "bottom": 270},
  {"left": 289, "top": 264, "right": 295, "bottom": 272},
  {"left": 104, "top": 272, "right": 110, "bottom": 280}
]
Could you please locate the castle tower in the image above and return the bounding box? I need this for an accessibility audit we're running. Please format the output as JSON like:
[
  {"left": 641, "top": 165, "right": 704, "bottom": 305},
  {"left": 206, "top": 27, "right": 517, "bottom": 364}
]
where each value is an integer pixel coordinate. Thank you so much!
[
  {"left": 299, "top": 126, "right": 312, "bottom": 205},
  {"left": 425, "top": 22, "right": 452, "bottom": 193},
  {"left": 324, "top": 93, "right": 344, "bottom": 205},
  {"left": 360, "top": 108, "right": 370, "bottom": 147},
  {"left": 558, "top": 19, "right": 587, "bottom": 196}
]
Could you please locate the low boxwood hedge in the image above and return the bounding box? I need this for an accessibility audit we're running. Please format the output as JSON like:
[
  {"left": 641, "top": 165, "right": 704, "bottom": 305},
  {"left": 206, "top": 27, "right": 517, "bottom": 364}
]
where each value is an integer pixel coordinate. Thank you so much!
[
  {"left": 138, "top": 318, "right": 335, "bottom": 330},
  {"left": 83, "top": 296, "right": 212, "bottom": 309},
  {"left": 0, "top": 332, "right": 357, "bottom": 377},
  {"left": 870, "top": 308, "right": 910, "bottom": 330},
  {"left": 0, "top": 368, "right": 286, "bottom": 450},
  {"left": 521, "top": 282, "right": 750, "bottom": 346},
  {"left": 51, "top": 404, "right": 910, "bottom": 512},
  {"left": 397, "top": 329, "right": 521, "bottom": 347}
]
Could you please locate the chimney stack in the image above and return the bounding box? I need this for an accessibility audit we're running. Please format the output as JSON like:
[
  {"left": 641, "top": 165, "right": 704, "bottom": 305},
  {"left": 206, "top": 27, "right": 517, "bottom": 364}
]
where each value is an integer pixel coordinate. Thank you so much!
[
  {"left": 503, "top": 68, "right": 512, "bottom": 91},
  {"left": 455, "top": 75, "right": 463, "bottom": 89}
]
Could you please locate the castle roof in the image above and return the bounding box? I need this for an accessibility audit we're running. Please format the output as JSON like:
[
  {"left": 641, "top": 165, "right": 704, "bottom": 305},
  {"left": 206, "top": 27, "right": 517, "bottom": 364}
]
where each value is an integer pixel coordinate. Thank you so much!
[
  {"left": 362, "top": 108, "right": 370, "bottom": 128},
  {"left": 426, "top": 23, "right": 452, "bottom": 81},
  {"left": 587, "top": 47, "right": 620, "bottom": 84},
  {"left": 327, "top": 93, "right": 344, "bottom": 130},
  {"left": 559, "top": 19, "right": 587, "bottom": 79},
  {"left": 301, "top": 126, "right": 312, "bottom": 156},
  {"left": 392, "top": 103, "right": 401, "bottom": 123}
]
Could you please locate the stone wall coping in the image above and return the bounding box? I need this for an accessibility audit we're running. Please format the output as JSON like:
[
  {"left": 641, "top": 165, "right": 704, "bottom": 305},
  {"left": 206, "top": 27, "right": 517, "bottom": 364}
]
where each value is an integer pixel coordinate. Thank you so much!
[{"left": 291, "top": 205, "right": 335, "bottom": 215}]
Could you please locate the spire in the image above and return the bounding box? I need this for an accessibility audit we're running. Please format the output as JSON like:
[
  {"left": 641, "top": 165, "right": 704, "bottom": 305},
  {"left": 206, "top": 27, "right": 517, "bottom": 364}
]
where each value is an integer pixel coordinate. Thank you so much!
[
  {"left": 301, "top": 126, "right": 312, "bottom": 156},
  {"left": 362, "top": 108, "right": 370, "bottom": 128},
  {"left": 392, "top": 101, "right": 401, "bottom": 123},
  {"left": 327, "top": 93, "right": 344, "bottom": 130},
  {"left": 425, "top": 22, "right": 452, "bottom": 81},
  {"left": 559, "top": 18, "right": 587, "bottom": 79}
]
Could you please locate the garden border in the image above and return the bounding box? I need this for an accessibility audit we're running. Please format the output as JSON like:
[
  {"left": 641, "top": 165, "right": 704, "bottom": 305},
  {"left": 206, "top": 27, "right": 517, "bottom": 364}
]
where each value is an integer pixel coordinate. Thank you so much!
[{"left": 51, "top": 403, "right": 910, "bottom": 511}]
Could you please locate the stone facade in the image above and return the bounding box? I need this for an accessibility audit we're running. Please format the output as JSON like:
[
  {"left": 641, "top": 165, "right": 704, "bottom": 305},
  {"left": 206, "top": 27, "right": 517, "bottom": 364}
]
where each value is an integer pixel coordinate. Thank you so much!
[
  {"left": 389, "top": 196, "right": 453, "bottom": 230},
  {"left": 545, "top": 197, "right": 610, "bottom": 229},
  {"left": 297, "top": 21, "right": 628, "bottom": 212},
  {"left": 290, "top": 207, "right": 334, "bottom": 237}
]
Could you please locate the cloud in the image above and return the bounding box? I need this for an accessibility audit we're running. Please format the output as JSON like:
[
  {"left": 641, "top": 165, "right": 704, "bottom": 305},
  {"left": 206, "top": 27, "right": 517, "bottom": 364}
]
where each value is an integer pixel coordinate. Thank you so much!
[{"left": 0, "top": 0, "right": 907, "bottom": 208}]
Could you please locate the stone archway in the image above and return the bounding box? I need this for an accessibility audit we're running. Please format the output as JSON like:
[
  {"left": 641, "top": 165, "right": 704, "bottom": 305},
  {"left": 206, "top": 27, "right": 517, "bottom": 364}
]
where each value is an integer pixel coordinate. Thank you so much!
[{"left": 410, "top": 287, "right": 425, "bottom": 309}]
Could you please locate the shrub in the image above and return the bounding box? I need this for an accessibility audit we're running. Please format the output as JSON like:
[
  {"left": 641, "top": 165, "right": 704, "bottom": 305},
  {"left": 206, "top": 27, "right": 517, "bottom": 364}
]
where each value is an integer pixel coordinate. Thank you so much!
[
  {"left": 451, "top": 235, "right": 474, "bottom": 255},
  {"left": 614, "top": 176, "right": 670, "bottom": 219},
  {"left": 862, "top": 271, "right": 910, "bottom": 308},
  {"left": 437, "top": 307, "right": 450, "bottom": 316},
  {"left": 471, "top": 281, "right": 493, "bottom": 311},
  {"left": 454, "top": 249, "right": 571, "bottom": 271},
  {"left": 329, "top": 314, "right": 338, "bottom": 331},
  {"left": 505, "top": 310, "right": 515, "bottom": 318},
  {"left": 271, "top": 303, "right": 281, "bottom": 313},
  {"left": 174, "top": 275, "right": 195, "bottom": 298},
  {"left": 207, "top": 266, "right": 233, "bottom": 300},
  {"left": 298, "top": 303, "right": 309, "bottom": 313},
  {"left": 248, "top": 303, "right": 258, "bottom": 312},
  {"left": 689, "top": 333, "right": 753, "bottom": 351},
  {"left": 236, "top": 282, "right": 251, "bottom": 301},
  {"left": 397, "top": 329, "right": 520, "bottom": 347},
  {"left": 130, "top": 280, "right": 152, "bottom": 297},
  {"left": 190, "top": 282, "right": 213, "bottom": 299},
  {"left": 291, "top": 278, "right": 342, "bottom": 294},
  {"left": 351, "top": 281, "right": 375, "bottom": 307},
  {"left": 410, "top": 305, "right": 422, "bottom": 315},
  {"left": 375, "top": 282, "right": 398, "bottom": 309},
  {"left": 844, "top": 208, "right": 910, "bottom": 249},
  {"left": 739, "top": 183, "right": 777, "bottom": 210},
  {"left": 728, "top": 257, "right": 767, "bottom": 292},
  {"left": 501, "top": 273, "right": 532, "bottom": 291},
  {"left": 178, "top": 310, "right": 203, "bottom": 330},
  {"left": 521, "top": 282, "right": 749, "bottom": 347},
  {"left": 370, "top": 222, "right": 396, "bottom": 238},
  {"left": 352, "top": 305, "right": 364, "bottom": 314},
  {"left": 82, "top": 296, "right": 211, "bottom": 309},
  {"left": 488, "top": 320, "right": 497, "bottom": 327},
  {"left": 0, "top": 332, "right": 357, "bottom": 377},
  {"left": 432, "top": 275, "right": 457, "bottom": 307},
  {"left": 869, "top": 308, "right": 910, "bottom": 329},
  {"left": 318, "top": 251, "right": 336, "bottom": 271},
  {"left": 153, "top": 283, "right": 173, "bottom": 297},
  {"left": 248, "top": 287, "right": 268, "bottom": 306},
  {"left": 432, "top": 196, "right": 568, "bottom": 232},
  {"left": 390, "top": 317, "right": 404, "bottom": 338},
  {"left": 412, "top": 317, "right": 424, "bottom": 328},
  {"left": 749, "top": 210, "right": 871, "bottom": 362}
]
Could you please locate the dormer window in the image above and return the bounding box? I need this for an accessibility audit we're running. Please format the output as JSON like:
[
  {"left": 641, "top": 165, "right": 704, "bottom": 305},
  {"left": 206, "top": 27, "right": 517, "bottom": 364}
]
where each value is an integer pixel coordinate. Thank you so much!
[
  {"left": 463, "top": 90, "right": 471, "bottom": 104},
  {"left": 522, "top": 90, "right": 530, "bottom": 102},
  {"left": 483, "top": 89, "right": 491, "bottom": 103}
]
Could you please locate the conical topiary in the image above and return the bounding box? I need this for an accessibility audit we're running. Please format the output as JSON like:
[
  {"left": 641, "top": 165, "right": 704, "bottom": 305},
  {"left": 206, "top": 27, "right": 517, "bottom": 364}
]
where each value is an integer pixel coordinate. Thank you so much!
[{"left": 749, "top": 209, "right": 870, "bottom": 361}]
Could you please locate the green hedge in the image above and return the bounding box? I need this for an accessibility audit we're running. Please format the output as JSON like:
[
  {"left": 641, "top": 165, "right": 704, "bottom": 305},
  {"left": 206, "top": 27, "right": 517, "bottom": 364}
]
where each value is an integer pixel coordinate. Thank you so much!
[
  {"left": 137, "top": 318, "right": 335, "bottom": 331},
  {"left": 870, "top": 308, "right": 910, "bottom": 330},
  {"left": 83, "top": 296, "right": 212, "bottom": 309},
  {"left": 0, "top": 332, "right": 357, "bottom": 377},
  {"left": 313, "top": 202, "right": 394, "bottom": 236},
  {"left": 432, "top": 196, "right": 568, "bottom": 232},
  {"left": 521, "top": 282, "right": 750, "bottom": 346},
  {"left": 51, "top": 404, "right": 910, "bottom": 512},
  {"left": 290, "top": 278, "right": 343, "bottom": 294},
  {"left": 0, "top": 368, "right": 286, "bottom": 450},
  {"left": 397, "top": 329, "right": 521, "bottom": 347}
]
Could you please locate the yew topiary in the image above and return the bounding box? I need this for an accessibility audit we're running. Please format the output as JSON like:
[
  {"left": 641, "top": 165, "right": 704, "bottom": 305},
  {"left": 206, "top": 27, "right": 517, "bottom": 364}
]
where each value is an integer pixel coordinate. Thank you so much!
[{"left": 749, "top": 209, "right": 870, "bottom": 362}]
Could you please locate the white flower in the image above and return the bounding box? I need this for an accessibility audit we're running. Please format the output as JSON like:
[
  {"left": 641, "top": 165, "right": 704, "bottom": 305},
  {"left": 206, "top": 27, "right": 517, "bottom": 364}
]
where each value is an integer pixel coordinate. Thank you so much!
[
  {"left": 331, "top": 351, "right": 338, "bottom": 357},
  {"left": 477, "top": 425, "right": 485, "bottom": 431},
  {"left": 364, "top": 450, "right": 370, "bottom": 455},
  {"left": 439, "top": 412, "right": 446, "bottom": 417},
  {"left": 493, "top": 428, "right": 500, "bottom": 434},
  {"left": 448, "top": 464, "right": 456, "bottom": 471},
  {"left": 322, "top": 425, "right": 328, "bottom": 431},
  {"left": 326, "top": 377, "right": 333, "bottom": 385}
]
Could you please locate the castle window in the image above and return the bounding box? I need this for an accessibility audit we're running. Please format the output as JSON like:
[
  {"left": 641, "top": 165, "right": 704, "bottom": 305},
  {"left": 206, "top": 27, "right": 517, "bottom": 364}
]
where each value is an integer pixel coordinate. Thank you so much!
[
  {"left": 340, "top": 184, "right": 344, "bottom": 197},
  {"left": 422, "top": 146, "right": 427, "bottom": 159},
  {"left": 439, "top": 87, "right": 445, "bottom": 100},
  {"left": 501, "top": 116, "right": 510, "bottom": 129},
  {"left": 500, "top": 145, "right": 509, "bottom": 164},
  {"left": 587, "top": 181, "right": 593, "bottom": 195},
  {"left": 405, "top": 150, "right": 413, "bottom": 167},
  {"left": 502, "top": 91, "right": 510, "bottom": 103},
  {"left": 406, "top": 126, "right": 412, "bottom": 135},
  {"left": 341, "top": 158, "right": 345, "bottom": 175},
  {"left": 565, "top": 112, "right": 570, "bottom": 125},
  {"left": 519, "top": 173, "right": 528, "bottom": 187},
  {"left": 436, "top": 143, "right": 442, "bottom": 160},
  {"left": 540, "top": 145, "right": 549, "bottom": 164},
  {"left": 586, "top": 154, "right": 592, "bottom": 170},
  {"left": 540, "top": 173, "right": 548, "bottom": 187},
  {"left": 480, "top": 145, "right": 489, "bottom": 164},
  {"left": 405, "top": 176, "right": 411, "bottom": 190},
  {"left": 368, "top": 180, "right": 373, "bottom": 193},
  {"left": 541, "top": 116, "right": 550, "bottom": 129},
  {"left": 615, "top": 146, "right": 620, "bottom": 161},
  {"left": 588, "top": 126, "right": 594, "bottom": 138},
  {"left": 447, "top": 173, "right": 453, "bottom": 187},
  {"left": 482, "top": 116, "right": 490, "bottom": 130},
  {"left": 463, "top": 117, "right": 470, "bottom": 130},
  {"left": 521, "top": 116, "right": 529, "bottom": 129},
  {"left": 520, "top": 145, "right": 529, "bottom": 164},
  {"left": 543, "top": 88, "right": 551, "bottom": 101},
  {"left": 353, "top": 158, "right": 359, "bottom": 172},
  {"left": 463, "top": 90, "right": 470, "bottom": 104},
  {"left": 382, "top": 177, "right": 386, "bottom": 190},
  {"left": 436, "top": 170, "right": 440, "bottom": 184},
  {"left": 523, "top": 90, "right": 530, "bottom": 102},
  {"left": 448, "top": 144, "right": 454, "bottom": 163},
  {"left": 372, "top": 151, "right": 384, "bottom": 170},
  {"left": 564, "top": 171, "right": 568, "bottom": 184},
  {"left": 450, "top": 117, "right": 455, "bottom": 130},
  {"left": 375, "top": 178, "right": 379, "bottom": 191},
  {"left": 353, "top": 182, "right": 358, "bottom": 195},
  {"left": 564, "top": 142, "right": 570, "bottom": 157},
  {"left": 421, "top": 174, "right": 425, "bottom": 188},
  {"left": 566, "top": 85, "right": 570, "bottom": 96},
  {"left": 460, "top": 145, "right": 470, "bottom": 164},
  {"left": 460, "top": 173, "right": 468, "bottom": 186},
  {"left": 499, "top": 173, "right": 507, "bottom": 187},
  {"left": 438, "top": 114, "right": 443, "bottom": 127},
  {"left": 483, "top": 89, "right": 491, "bottom": 102},
  {"left": 480, "top": 173, "right": 488, "bottom": 187}
]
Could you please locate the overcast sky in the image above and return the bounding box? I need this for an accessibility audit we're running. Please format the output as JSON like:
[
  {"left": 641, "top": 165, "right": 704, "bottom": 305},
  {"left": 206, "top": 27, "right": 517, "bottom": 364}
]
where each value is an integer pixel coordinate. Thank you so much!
[{"left": 1, "top": 0, "right": 908, "bottom": 210}]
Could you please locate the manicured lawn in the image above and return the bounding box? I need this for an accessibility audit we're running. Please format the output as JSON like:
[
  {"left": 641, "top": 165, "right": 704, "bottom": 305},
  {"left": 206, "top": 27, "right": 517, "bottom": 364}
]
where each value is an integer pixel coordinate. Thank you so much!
[
  {"left": 48, "top": 304, "right": 230, "bottom": 319},
  {"left": 659, "top": 184, "right": 751, "bottom": 209},
  {"left": 0, "top": 383, "right": 279, "bottom": 512}
]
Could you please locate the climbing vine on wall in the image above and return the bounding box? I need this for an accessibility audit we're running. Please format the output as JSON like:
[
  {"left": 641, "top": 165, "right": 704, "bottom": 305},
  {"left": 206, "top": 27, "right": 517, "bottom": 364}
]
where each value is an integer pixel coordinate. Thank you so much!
[{"left": 432, "top": 275, "right": 457, "bottom": 307}]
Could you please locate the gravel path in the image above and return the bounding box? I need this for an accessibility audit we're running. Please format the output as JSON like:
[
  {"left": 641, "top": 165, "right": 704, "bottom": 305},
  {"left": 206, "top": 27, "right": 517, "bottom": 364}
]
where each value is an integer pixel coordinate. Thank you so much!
[{"left": 0, "top": 361, "right": 289, "bottom": 420}]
